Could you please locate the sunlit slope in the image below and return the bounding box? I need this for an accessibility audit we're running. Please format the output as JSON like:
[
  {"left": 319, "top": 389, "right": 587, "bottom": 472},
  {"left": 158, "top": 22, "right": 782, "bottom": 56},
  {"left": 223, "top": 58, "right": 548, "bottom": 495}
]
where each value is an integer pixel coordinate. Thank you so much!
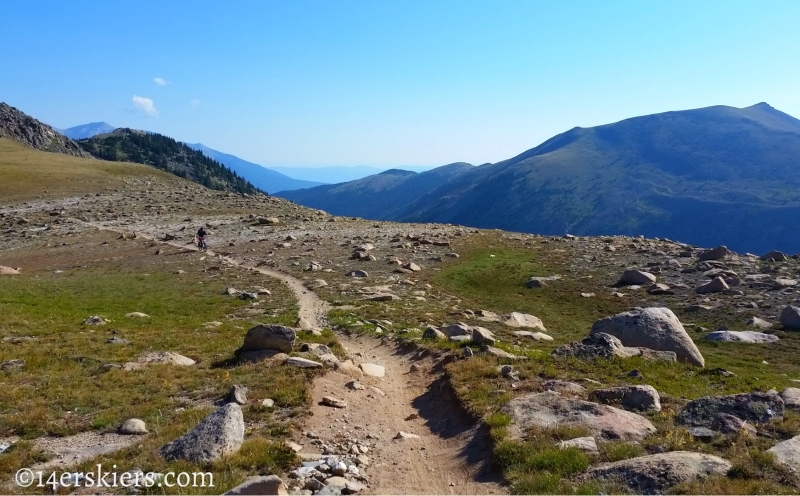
[{"left": 0, "top": 137, "right": 176, "bottom": 202}]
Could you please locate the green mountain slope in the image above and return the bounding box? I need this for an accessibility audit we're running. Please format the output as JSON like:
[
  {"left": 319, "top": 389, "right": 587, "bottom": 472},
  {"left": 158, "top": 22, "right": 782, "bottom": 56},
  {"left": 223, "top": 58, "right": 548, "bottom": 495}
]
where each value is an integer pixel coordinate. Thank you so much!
[
  {"left": 78, "top": 129, "right": 261, "bottom": 194},
  {"left": 280, "top": 103, "right": 800, "bottom": 253}
]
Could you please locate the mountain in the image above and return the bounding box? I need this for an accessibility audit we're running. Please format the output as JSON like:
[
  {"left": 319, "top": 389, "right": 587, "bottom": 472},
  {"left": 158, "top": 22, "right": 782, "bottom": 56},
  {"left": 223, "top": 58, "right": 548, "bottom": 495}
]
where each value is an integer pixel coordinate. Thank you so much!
[
  {"left": 276, "top": 163, "right": 475, "bottom": 219},
  {"left": 59, "top": 122, "right": 116, "bottom": 140},
  {"left": 270, "top": 165, "right": 436, "bottom": 184},
  {"left": 78, "top": 129, "right": 260, "bottom": 194},
  {"left": 185, "top": 143, "right": 323, "bottom": 193},
  {"left": 279, "top": 103, "right": 800, "bottom": 254},
  {"left": 0, "top": 102, "right": 93, "bottom": 158}
]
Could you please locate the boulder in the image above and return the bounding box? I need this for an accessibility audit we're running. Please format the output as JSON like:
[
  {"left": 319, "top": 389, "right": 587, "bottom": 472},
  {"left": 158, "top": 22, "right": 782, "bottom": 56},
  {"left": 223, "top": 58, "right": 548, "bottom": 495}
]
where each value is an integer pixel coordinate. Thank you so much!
[
  {"left": 502, "top": 391, "right": 656, "bottom": 441},
  {"left": 589, "top": 385, "right": 661, "bottom": 412},
  {"left": 119, "top": 418, "right": 148, "bottom": 435},
  {"left": 439, "top": 322, "right": 472, "bottom": 337},
  {"left": 589, "top": 307, "right": 704, "bottom": 367},
  {"left": 228, "top": 385, "right": 248, "bottom": 405},
  {"left": 236, "top": 325, "right": 296, "bottom": 354},
  {"left": 480, "top": 346, "right": 521, "bottom": 359},
  {"left": 619, "top": 270, "right": 657, "bottom": 285},
  {"left": 225, "top": 475, "right": 287, "bottom": 495},
  {"left": 780, "top": 305, "right": 800, "bottom": 330},
  {"left": 0, "top": 266, "right": 20, "bottom": 275},
  {"left": 761, "top": 250, "right": 788, "bottom": 262},
  {"left": 677, "top": 391, "right": 784, "bottom": 427},
  {"left": 647, "top": 283, "right": 674, "bottom": 295},
  {"left": 513, "top": 330, "right": 553, "bottom": 341},
  {"left": 702, "top": 329, "right": 779, "bottom": 344},
  {"left": 422, "top": 326, "right": 447, "bottom": 340},
  {"left": 345, "top": 270, "right": 369, "bottom": 278},
  {"left": 543, "top": 379, "right": 587, "bottom": 396},
  {"left": 552, "top": 333, "right": 677, "bottom": 362},
  {"left": 402, "top": 262, "right": 421, "bottom": 272},
  {"left": 768, "top": 435, "right": 800, "bottom": 471},
  {"left": 698, "top": 245, "right": 730, "bottom": 261},
  {"left": 710, "top": 412, "right": 757, "bottom": 437},
  {"left": 321, "top": 396, "right": 347, "bottom": 408},
  {"left": 746, "top": 317, "right": 773, "bottom": 329},
  {"left": 499, "top": 312, "right": 546, "bottom": 331},
  {"left": 286, "top": 357, "right": 323, "bottom": 368},
  {"left": 359, "top": 363, "right": 385, "bottom": 378},
  {"left": 774, "top": 278, "right": 798, "bottom": 289},
  {"left": 471, "top": 326, "right": 495, "bottom": 346},
  {"left": 559, "top": 437, "right": 598, "bottom": 452},
  {"left": 779, "top": 388, "right": 800, "bottom": 412},
  {"left": 585, "top": 451, "right": 731, "bottom": 494},
  {"left": 160, "top": 403, "right": 244, "bottom": 462},
  {"left": 126, "top": 352, "right": 195, "bottom": 369},
  {"left": 696, "top": 276, "right": 729, "bottom": 294}
]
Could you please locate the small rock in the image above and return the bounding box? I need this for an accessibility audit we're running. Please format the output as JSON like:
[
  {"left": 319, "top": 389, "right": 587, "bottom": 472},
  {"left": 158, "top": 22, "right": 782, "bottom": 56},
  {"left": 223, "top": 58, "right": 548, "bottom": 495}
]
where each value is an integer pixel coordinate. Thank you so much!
[
  {"left": 225, "top": 475, "right": 287, "bottom": 495},
  {"left": 228, "top": 384, "right": 248, "bottom": 405},
  {"left": 322, "top": 396, "right": 347, "bottom": 409},
  {"left": 394, "top": 431, "right": 420, "bottom": 440},
  {"left": 119, "top": 418, "right": 148, "bottom": 435},
  {"left": 359, "top": 363, "right": 385, "bottom": 378}
]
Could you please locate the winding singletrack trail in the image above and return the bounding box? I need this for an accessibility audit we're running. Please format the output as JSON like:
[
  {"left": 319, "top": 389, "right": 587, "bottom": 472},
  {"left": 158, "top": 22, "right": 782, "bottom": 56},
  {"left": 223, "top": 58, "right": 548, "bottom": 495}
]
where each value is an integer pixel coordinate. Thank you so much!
[{"left": 78, "top": 220, "right": 506, "bottom": 495}]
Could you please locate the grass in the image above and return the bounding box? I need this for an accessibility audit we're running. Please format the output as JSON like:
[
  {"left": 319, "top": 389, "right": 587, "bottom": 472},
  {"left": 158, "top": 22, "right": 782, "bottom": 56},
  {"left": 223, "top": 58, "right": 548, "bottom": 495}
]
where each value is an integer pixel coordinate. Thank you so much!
[
  {"left": 0, "top": 138, "right": 176, "bottom": 202},
  {"left": 0, "top": 230, "right": 320, "bottom": 492}
]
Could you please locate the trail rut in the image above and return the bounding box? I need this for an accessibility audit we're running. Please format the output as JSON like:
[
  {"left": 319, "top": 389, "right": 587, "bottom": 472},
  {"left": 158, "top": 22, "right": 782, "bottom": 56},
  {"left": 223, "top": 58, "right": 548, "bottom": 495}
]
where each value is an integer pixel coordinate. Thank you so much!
[{"left": 77, "top": 220, "right": 505, "bottom": 494}]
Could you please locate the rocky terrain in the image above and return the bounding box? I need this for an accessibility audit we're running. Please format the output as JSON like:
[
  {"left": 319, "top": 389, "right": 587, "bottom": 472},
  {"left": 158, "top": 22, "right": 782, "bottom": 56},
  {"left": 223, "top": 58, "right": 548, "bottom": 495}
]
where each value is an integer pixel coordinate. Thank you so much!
[
  {"left": 0, "top": 102, "right": 92, "bottom": 158},
  {"left": 2, "top": 143, "right": 800, "bottom": 494}
]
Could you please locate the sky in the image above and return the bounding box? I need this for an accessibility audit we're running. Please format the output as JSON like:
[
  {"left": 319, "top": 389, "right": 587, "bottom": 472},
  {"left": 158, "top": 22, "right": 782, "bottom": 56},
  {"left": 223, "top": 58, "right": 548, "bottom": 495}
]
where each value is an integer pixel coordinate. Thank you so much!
[{"left": 2, "top": 0, "right": 799, "bottom": 168}]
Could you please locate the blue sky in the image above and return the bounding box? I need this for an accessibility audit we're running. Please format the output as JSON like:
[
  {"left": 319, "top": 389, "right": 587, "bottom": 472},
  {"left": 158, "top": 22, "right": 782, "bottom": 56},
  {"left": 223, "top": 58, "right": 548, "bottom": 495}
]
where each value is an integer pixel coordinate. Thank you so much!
[{"left": 2, "top": 0, "right": 798, "bottom": 167}]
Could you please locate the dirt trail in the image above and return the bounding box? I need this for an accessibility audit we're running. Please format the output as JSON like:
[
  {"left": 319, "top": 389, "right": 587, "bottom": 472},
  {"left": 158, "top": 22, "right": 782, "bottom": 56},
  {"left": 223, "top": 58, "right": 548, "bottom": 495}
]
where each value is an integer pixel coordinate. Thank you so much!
[{"left": 76, "top": 219, "right": 505, "bottom": 495}]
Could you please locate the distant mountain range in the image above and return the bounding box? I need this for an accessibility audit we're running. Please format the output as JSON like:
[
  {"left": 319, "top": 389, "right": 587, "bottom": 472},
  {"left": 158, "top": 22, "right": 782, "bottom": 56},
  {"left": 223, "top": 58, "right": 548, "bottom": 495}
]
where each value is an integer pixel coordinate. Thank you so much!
[
  {"left": 184, "top": 143, "right": 323, "bottom": 193},
  {"left": 269, "top": 165, "right": 437, "bottom": 185},
  {"left": 57, "top": 122, "right": 116, "bottom": 140},
  {"left": 279, "top": 103, "right": 800, "bottom": 254},
  {"left": 77, "top": 129, "right": 259, "bottom": 194}
]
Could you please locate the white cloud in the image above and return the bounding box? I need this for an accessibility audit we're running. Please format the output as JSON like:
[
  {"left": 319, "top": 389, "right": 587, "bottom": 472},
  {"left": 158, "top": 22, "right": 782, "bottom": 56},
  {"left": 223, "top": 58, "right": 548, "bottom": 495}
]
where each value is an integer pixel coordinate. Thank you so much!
[
  {"left": 189, "top": 99, "right": 202, "bottom": 108},
  {"left": 153, "top": 77, "right": 169, "bottom": 86},
  {"left": 132, "top": 95, "right": 158, "bottom": 117}
]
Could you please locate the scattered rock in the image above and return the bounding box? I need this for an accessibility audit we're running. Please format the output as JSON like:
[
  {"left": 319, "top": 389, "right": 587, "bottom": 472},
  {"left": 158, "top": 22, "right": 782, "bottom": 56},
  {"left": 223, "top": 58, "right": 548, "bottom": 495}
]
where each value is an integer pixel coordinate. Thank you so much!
[
  {"left": 746, "top": 317, "right": 773, "bottom": 329},
  {"left": 767, "top": 435, "right": 800, "bottom": 471},
  {"left": 589, "top": 307, "right": 704, "bottom": 367},
  {"left": 123, "top": 351, "right": 195, "bottom": 370},
  {"left": 228, "top": 385, "right": 248, "bottom": 405},
  {"left": 479, "top": 345, "right": 521, "bottom": 359},
  {"left": 119, "top": 418, "right": 148, "bottom": 435},
  {"left": 160, "top": 403, "right": 244, "bottom": 462},
  {"left": 780, "top": 305, "right": 800, "bottom": 330},
  {"left": 702, "top": 329, "right": 779, "bottom": 344},
  {"left": 286, "top": 357, "right": 323, "bottom": 368},
  {"left": 559, "top": 437, "right": 598, "bottom": 453},
  {"left": 238, "top": 349, "right": 289, "bottom": 365},
  {"left": 125, "top": 312, "right": 149, "bottom": 318},
  {"left": 589, "top": 385, "right": 662, "bottom": 411},
  {"left": 359, "top": 363, "right": 385, "bottom": 378},
  {"left": 585, "top": 451, "right": 732, "bottom": 494},
  {"left": 779, "top": 388, "right": 800, "bottom": 412},
  {"left": 321, "top": 396, "right": 347, "bottom": 409},
  {"left": 83, "top": 315, "right": 107, "bottom": 325},
  {"left": 0, "top": 265, "right": 20, "bottom": 275},
  {"left": 512, "top": 330, "right": 553, "bottom": 341},
  {"left": 345, "top": 270, "right": 369, "bottom": 278},
  {"left": 711, "top": 412, "right": 757, "bottom": 437},
  {"left": 619, "top": 270, "right": 657, "bottom": 285},
  {"left": 698, "top": 245, "right": 730, "bottom": 261},
  {"left": 226, "top": 476, "right": 287, "bottom": 495},
  {"left": 1, "top": 359, "right": 25, "bottom": 371},
  {"left": 552, "top": 333, "right": 676, "bottom": 362},
  {"left": 236, "top": 324, "right": 296, "bottom": 354},
  {"left": 502, "top": 391, "right": 656, "bottom": 441},
  {"left": 499, "top": 312, "right": 546, "bottom": 331},
  {"left": 393, "top": 431, "right": 420, "bottom": 440},
  {"left": 471, "top": 326, "right": 495, "bottom": 346},
  {"left": 761, "top": 250, "right": 788, "bottom": 262},
  {"left": 677, "top": 391, "right": 784, "bottom": 427},
  {"left": 422, "top": 326, "right": 447, "bottom": 340},
  {"left": 696, "top": 276, "right": 729, "bottom": 294}
]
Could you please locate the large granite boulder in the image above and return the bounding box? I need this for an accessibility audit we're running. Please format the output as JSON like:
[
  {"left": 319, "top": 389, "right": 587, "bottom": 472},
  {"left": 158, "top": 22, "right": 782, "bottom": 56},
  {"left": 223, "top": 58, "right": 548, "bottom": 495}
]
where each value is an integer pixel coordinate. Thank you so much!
[
  {"left": 585, "top": 452, "right": 731, "bottom": 494},
  {"left": 501, "top": 391, "right": 656, "bottom": 441},
  {"left": 589, "top": 307, "right": 704, "bottom": 366},
  {"left": 677, "top": 391, "right": 784, "bottom": 428}
]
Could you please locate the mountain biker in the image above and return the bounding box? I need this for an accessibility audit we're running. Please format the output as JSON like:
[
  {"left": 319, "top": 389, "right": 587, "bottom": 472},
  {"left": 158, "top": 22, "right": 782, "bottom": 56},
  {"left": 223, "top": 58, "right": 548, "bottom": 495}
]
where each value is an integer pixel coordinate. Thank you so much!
[{"left": 196, "top": 226, "right": 208, "bottom": 250}]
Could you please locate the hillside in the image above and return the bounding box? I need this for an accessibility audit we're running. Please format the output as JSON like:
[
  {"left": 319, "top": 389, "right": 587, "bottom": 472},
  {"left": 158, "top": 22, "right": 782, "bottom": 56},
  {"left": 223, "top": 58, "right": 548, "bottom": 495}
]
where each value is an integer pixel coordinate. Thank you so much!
[
  {"left": 78, "top": 129, "right": 261, "bottom": 195},
  {"left": 185, "top": 143, "right": 324, "bottom": 193},
  {"left": 276, "top": 162, "right": 475, "bottom": 219},
  {"left": 270, "top": 164, "right": 437, "bottom": 184},
  {"left": 0, "top": 102, "right": 92, "bottom": 158},
  {"left": 280, "top": 103, "right": 800, "bottom": 254}
]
